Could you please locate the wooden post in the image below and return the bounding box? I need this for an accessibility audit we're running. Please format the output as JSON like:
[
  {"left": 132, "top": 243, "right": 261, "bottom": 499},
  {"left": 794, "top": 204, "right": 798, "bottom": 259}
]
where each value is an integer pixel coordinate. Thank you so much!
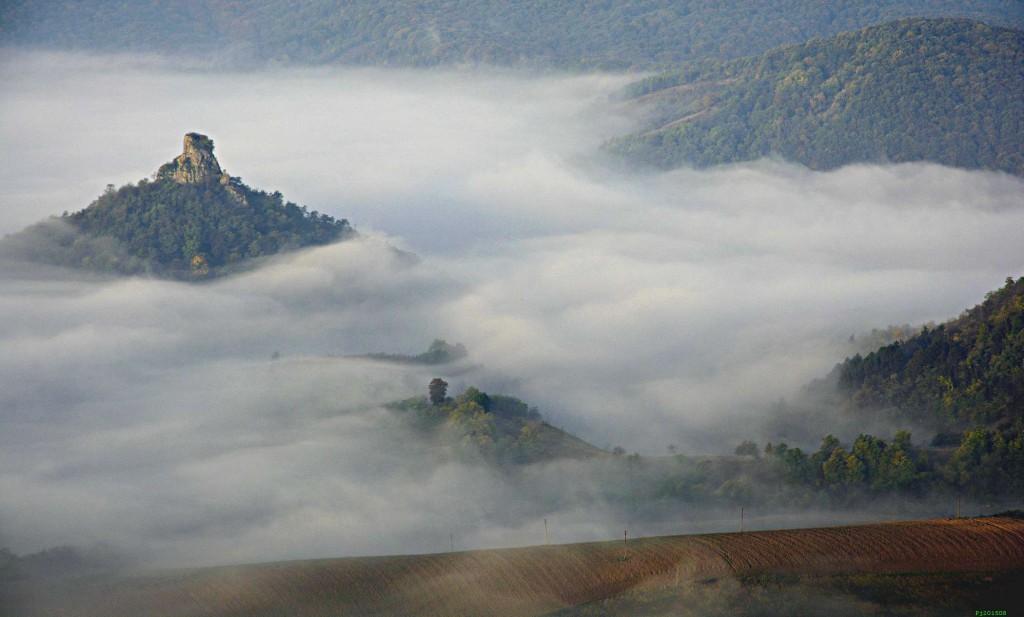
[
  {"left": 740, "top": 506, "right": 744, "bottom": 533},
  {"left": 956, "top": 493, "right": 961, "bottom": 518},
  {"left": 544, "top": 518, "right": 549, "bottom": 545},
  {"left": 623, "top": 529, "right": 628, "bottom": 559},
  {"left": 450, "top": 533, "right": 454, "bottom": 553}
]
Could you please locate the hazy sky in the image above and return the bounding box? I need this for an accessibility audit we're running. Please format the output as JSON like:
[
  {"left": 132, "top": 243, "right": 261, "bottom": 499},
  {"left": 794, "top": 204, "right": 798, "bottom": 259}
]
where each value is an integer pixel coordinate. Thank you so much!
[{"left": 1, "top": 50, "right": 1023, "bottom": 566}]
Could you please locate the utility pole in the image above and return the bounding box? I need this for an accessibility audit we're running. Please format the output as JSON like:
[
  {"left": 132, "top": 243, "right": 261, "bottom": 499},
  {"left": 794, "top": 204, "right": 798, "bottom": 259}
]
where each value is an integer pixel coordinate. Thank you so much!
[
  {"left": 956, "top": 493, "right": 961, "bottom": 518},
  {"left": 450, "top": 533, "right": 454, "bottom": 553},
  {"left": 741, "top": 506, "right": 744, "bottom": 533},
  {"left": 623, "top": 529, "right": 628, "bottom": 559},
  {"left": 544, "top": 518, "right": 549, "bottom": 545}
]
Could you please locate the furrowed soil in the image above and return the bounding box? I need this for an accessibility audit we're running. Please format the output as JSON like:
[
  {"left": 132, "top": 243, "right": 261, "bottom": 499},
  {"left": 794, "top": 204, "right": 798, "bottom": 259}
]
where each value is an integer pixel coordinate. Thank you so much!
[{"left": 4, "top": 517, "right": 1023, "bottom": 617}]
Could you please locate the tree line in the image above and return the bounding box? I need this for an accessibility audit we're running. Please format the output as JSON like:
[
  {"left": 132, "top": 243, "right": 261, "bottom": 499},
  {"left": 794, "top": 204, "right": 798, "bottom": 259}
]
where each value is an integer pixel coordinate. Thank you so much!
[{"left": 766, "top": 422, "right": 1024, "bottom": 502}]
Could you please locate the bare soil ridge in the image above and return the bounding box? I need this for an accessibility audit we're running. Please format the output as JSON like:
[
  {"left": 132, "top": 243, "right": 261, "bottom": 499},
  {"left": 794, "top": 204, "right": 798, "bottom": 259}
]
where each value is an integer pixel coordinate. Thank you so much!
[{"left": 9, "top": 517, "right": 1024, "bottom": 616}]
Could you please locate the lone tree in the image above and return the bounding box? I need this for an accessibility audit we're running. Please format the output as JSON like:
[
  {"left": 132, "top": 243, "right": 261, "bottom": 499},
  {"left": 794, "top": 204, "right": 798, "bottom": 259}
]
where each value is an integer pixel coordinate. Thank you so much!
[{"left": 429, "top": 378, "right": 448, "bottom": 406}]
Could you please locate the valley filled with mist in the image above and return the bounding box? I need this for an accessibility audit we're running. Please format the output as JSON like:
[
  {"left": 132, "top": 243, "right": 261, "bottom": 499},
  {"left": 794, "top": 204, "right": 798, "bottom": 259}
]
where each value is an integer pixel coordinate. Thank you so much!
[{"left": 1, "top": 45, "right": 1023, "bottom": 584}]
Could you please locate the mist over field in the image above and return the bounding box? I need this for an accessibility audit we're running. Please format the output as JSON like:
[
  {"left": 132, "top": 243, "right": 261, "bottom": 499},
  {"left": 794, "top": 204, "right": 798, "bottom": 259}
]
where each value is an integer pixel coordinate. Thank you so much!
[{"left": 2, "top": 51, "right": 1023, "bottom": 567}]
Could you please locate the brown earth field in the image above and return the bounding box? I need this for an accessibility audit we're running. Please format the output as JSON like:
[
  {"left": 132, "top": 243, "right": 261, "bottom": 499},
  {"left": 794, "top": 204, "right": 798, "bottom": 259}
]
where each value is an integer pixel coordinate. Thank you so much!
[{"left": 4, "top": 516, "right": 1023, "bottom": 617}]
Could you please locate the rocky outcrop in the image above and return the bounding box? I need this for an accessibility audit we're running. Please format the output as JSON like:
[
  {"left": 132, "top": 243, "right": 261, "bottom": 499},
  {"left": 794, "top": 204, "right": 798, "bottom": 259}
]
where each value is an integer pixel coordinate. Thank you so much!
[{"left": 157, "top": 132, "right": 223, "bottom": 183}]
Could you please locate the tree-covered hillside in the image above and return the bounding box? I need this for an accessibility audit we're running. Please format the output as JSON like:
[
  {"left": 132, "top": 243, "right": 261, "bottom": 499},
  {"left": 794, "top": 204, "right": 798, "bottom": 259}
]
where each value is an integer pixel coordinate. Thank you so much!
[
  {"left": 839, "top": 276, "right": 1024, "bottom": 430},
  {"left": 1, "top": 1, "right": 1021, "bottom": 69},
  {"left": 0, "top": 133, "right": 353, "bottom": 280},
  {"left": 607, "top": 18, "right": 1024, "bottom": 175},
  {"left": 388, "top": 381, "right": 607, "bottom": 467},
  {"left": 759, "top": 275, "right": 1024, "bottom": 501}
]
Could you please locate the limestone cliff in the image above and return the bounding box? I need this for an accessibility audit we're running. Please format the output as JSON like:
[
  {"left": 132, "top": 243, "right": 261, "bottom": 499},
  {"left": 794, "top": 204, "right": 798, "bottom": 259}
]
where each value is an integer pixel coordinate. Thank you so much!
[{"left": 157, "top": 132, "right": 224, "bottom": 183}]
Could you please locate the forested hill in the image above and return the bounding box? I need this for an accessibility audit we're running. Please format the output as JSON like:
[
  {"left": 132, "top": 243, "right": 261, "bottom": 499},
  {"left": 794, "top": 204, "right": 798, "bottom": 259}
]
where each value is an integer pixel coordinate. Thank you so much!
[
  {"left": 0, "top": 133, "right": 353, "bottom": 280},
  {"left": 1, "top": 1, "right": 1021, "bottom": 69},
  {"left": 387, "top": 382, "right": 608, "bottom": 467},
  {"left": 606, "top": 18, "right": 1024, "bottom": 175},
  {"left": 753, "top": 276, "right": 1024, "bottom": 502},
  {"left": 838, "top": 276, "right": 1024, "bottom": 431}
]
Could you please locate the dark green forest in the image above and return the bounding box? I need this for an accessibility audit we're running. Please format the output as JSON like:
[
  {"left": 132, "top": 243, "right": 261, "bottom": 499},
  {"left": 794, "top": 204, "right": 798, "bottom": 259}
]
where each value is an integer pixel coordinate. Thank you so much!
[
  {"left": 607, "top": 18, "right": 1024, "bottom": 175},
  {"left": 1, "top": 175, "right": 352, "bottom": 280},
  {"left": 2, "top": 1, "right": 1021, "bottom": 69},
  {"left": 838, "top": 276, "right": 1024, "bottom": 429},
  {"left": 750, "top": 275, "right": 1024, "bottom": 505},
  {"left": 829, "top": 276, "right": 1024, "bottom": 499}
]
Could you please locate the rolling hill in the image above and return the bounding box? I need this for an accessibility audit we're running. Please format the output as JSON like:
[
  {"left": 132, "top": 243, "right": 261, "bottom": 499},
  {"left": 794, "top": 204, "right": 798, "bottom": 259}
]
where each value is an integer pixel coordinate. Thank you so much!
[
  {"left": 0, "top": 133, "right": 353, "bottom": 280},
  {"left": 4, "top": 517, "right": 1022, "bottom": 616},
  {"left": 1, "top": 1, "right": 1021, "bottom": 69},
  {"left": 387, "top": 384, "right": 609, "bottom": 466},
  {"left": 607, "top": 18, "right": 1024, "bottom": 175}
]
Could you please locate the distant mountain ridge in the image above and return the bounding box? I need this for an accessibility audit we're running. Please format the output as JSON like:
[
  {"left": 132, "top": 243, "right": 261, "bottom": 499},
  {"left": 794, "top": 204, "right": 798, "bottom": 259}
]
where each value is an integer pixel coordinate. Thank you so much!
[
  {"left": 2, "top": 1, "right": 1021, "bottom": 69},
  {"left": 354, "top": 339, "right": 469, "bottom": 365},
  {"left": 0, "top": 133, "right": 353, "bottom": 280},
  {"left": 607, "top": 18, "right": 1024, "bottom": 175}
]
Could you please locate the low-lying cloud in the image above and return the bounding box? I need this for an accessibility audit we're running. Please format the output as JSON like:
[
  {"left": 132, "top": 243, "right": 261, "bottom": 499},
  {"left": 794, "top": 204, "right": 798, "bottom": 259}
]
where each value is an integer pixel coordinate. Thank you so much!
[{"left": 1, "top": 50, "right": 1023, "bottom": 567}]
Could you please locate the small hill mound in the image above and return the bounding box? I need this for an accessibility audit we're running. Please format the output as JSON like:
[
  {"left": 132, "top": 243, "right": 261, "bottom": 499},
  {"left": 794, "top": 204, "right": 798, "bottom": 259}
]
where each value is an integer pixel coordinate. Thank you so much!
[
  {"left": 607, "top": 18, "right": 1024, "bottom": 175},
  {"left": 387, "top": 383, "right": 608, "bottom": 466},
  {"left": 0, "top": 133, "right": 353, "bottom": 280},
  {"left": 5, "top": 517, "right": 1022, "bottom": 616}
]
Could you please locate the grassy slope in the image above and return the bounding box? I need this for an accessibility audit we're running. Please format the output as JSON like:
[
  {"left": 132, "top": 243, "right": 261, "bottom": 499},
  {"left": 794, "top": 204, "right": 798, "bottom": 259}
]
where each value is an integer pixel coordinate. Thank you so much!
[
  {"left": 524, "top": 420, "right": 609, "bottom": 461},
  {"left": 5, "top": 517, "right": 1023, "bottom": 616}
]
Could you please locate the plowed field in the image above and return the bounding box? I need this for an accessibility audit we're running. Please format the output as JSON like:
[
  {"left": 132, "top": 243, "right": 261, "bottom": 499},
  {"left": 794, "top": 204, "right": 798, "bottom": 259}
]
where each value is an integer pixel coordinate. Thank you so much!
[{"left": 6, "top": 517, "right": 1023, "bottom": 616}]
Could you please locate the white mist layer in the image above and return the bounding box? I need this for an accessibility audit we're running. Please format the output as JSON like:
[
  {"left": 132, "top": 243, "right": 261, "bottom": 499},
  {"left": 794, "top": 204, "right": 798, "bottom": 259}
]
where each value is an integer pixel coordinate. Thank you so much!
[{"left": 1, "top": 51, "right": 1023, "bottom": 566}]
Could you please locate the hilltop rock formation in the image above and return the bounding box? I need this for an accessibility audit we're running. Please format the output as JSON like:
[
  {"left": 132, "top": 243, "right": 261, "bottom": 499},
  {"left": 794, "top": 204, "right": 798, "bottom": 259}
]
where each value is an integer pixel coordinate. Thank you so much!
[
  {"left": 156, "top": 132, "right": 224, "bottom": 183},
  {"left": 1, "top": 132, "right": 353, "bottom": 280}
]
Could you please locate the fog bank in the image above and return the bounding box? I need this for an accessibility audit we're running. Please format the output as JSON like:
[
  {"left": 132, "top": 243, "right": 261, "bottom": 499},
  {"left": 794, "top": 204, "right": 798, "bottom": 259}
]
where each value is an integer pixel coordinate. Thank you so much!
[{"left": 1, "top": 51, "right": 1023, "bottom": 566}]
